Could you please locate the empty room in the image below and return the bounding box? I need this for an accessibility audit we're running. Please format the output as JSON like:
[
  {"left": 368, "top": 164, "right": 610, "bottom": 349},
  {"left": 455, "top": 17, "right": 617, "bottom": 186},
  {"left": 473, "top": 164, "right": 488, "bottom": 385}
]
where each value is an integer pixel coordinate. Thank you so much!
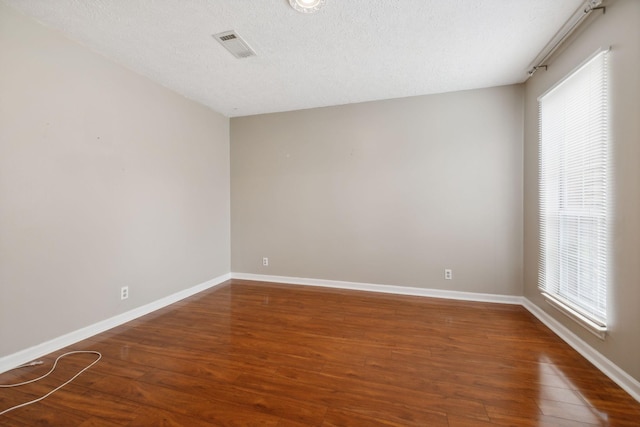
[{"left": 1, "top": 0, "right": 639, "bottom": 425}]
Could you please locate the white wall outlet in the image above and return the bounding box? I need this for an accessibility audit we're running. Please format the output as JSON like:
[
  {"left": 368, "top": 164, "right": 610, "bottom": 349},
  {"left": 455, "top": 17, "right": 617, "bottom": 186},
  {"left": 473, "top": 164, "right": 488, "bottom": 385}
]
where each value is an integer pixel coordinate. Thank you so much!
[
  {"left": 262, "top": 257, "right": 269, "bottom": 266},
  {"left": 444, "top": 269, "right": 452, "bottom": 280},
  {"left": 120, "top": 286, "right": 129, "bottom": 300}
]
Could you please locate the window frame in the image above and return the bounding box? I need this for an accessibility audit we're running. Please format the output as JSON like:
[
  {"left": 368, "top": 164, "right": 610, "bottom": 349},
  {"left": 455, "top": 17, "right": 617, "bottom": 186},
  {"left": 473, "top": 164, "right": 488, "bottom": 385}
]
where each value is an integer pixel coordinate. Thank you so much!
[{"left": 537, "top": 48, "right": 610, "bottom": 339}]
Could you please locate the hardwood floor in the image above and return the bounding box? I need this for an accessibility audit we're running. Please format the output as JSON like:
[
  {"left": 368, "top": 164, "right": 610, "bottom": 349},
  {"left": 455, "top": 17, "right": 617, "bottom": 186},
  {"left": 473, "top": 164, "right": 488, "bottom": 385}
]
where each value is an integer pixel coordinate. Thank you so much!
[{"left": 1, "top": 279, "right": 639, "bottom": 426}]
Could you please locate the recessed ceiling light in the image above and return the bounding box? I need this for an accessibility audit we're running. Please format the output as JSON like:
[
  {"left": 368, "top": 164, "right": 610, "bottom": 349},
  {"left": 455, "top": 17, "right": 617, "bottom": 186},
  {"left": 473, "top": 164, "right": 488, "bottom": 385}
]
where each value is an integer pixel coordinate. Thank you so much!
[{"left": 289, "top": 0, "right": 325, "bottom": 14}]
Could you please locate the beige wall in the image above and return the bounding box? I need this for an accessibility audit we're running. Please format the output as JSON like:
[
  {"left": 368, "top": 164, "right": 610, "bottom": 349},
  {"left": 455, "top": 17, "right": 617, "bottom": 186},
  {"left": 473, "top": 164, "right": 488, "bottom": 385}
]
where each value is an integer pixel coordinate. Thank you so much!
[
  {"left": 231, "top": 85, "right": 523, "bottom": 295},
  {"left": 0, "top": 4, "right": 230, "bottom": 356},
  {"left": 5, "top": 0, "right": 636, "bottom": 388},
  {"left": 524, "top": 0, "right": 640, "bottom": 380}
]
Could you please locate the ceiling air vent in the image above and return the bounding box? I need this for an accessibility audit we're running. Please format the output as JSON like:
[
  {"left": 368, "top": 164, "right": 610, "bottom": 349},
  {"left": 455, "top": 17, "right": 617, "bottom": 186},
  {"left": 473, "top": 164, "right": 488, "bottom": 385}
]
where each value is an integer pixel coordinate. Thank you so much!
[{"left": 213, "top": 30, "right": 256, "bottom": 59}]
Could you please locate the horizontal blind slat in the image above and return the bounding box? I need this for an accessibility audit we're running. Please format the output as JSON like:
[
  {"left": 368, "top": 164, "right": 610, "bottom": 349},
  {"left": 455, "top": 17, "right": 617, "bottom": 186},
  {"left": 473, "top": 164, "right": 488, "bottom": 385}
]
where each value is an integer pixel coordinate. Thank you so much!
[{"left": 538, "top": 50, "right": 609, "bottom": 327}]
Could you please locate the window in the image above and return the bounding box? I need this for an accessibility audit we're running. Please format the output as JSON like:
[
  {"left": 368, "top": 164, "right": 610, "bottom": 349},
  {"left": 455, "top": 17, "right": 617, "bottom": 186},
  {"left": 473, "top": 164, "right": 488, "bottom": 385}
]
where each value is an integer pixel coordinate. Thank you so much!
[{"left": 538, "top": 49, "right": 609, "bottom": 338}]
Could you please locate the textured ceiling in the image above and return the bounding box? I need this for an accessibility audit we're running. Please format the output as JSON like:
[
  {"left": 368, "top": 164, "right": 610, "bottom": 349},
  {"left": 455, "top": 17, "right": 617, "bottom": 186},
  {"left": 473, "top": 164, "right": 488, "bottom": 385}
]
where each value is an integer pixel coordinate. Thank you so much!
[{"left": 2, "top": 0, "right": 583, "bottom": 117}]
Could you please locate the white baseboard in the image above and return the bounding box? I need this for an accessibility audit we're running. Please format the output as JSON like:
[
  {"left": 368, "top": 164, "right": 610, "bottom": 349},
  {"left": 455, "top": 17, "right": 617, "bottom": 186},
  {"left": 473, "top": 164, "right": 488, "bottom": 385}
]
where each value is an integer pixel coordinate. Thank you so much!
[
  {"left": 0, "top": 273, "right": 230, "bottom": 375},
  {"left": 231, "top": 272, "right": 523, "bottom": 305},
  {"left": 522, "top": 298, "right": 640, "bottom": 402},
  {"left": 3, "top": 271, "right": 638, "bottom": 404},
  {"left": 234, "top": 272, "right": 639, "bottom": 403}
]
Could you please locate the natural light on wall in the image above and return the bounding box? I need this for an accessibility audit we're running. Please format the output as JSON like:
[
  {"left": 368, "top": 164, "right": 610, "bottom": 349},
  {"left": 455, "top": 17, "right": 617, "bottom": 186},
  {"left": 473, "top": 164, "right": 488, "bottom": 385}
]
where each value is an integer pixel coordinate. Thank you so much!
[{"left": 538, "top": 48, "right": 610, "bottom": 339}]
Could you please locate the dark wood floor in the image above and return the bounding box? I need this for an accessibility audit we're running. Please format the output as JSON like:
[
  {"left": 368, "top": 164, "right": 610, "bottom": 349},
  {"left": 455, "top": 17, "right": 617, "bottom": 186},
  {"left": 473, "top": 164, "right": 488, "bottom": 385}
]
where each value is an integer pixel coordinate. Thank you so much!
[{"left": 1, "top": 280, "right": 639, "bottom": 426}]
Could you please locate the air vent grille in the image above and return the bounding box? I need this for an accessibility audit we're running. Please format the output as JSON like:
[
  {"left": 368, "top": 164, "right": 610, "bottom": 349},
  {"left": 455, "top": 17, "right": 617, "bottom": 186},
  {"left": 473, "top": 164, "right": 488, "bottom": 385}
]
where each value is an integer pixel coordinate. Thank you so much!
[{"left": 213, "top": 31, "right": 255, "bottom": 59}]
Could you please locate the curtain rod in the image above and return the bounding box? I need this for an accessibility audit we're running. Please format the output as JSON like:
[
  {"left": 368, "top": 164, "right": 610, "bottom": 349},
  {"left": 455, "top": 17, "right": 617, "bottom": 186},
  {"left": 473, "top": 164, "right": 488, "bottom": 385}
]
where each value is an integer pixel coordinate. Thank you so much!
[{"left": 526, "top": 0, "right": 605, "bottom": 78}]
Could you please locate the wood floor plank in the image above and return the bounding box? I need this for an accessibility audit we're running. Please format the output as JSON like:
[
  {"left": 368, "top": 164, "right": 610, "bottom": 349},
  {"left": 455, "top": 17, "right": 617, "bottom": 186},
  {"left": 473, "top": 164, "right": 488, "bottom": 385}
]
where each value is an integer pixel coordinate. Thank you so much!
[
  {"left": 128, "top": 405, "right": 279, "bottom": 427},
  {"left": 138, "top": 368, "right": 328, "bottom": 425},
  {"left": 1, "top": 279, "right": 639, "bottom": 426},
  {"left": 322, "top": 407, "right": 445, "bottom": 427}
]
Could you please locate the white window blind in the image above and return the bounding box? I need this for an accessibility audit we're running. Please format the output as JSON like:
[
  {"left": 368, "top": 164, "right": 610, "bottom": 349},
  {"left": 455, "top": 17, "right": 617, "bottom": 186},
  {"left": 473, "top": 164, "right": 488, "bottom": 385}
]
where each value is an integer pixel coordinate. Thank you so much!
[{"left": 538, "top": 49, "right": 609, "bottom": 331}]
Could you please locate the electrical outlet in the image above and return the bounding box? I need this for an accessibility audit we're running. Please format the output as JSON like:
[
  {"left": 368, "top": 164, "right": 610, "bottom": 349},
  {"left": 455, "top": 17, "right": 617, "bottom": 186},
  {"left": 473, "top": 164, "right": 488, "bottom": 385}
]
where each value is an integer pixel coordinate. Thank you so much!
[
  {"left": 262, "top": 257, "right": 269, "bottom": 266},
  {"left": 444, "top": 269, "right": 452, "bottom": 280},
  {"left": 120, "top": 286, "right": 129, "bottom": 300}
]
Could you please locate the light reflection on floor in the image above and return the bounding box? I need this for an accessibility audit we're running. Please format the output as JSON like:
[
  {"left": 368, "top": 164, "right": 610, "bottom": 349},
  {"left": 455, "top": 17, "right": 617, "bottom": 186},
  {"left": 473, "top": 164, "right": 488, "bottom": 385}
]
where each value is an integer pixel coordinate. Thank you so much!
[{"left": 538, "top": 354, "right": 610, "bottom": 425}]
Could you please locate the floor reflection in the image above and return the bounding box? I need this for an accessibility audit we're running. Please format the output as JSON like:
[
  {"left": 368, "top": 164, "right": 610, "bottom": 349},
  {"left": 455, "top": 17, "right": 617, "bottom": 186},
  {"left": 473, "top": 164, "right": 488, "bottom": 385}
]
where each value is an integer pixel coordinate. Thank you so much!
[{"left": 538, "top": 354, "right": 610, "bottom": 425}]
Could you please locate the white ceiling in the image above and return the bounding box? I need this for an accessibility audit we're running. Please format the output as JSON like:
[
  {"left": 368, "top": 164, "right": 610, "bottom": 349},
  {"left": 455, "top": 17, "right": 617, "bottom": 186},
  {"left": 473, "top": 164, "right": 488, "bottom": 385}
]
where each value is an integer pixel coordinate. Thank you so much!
[{"left": 2, "top": 0, "right": 583, "bottom": 117}]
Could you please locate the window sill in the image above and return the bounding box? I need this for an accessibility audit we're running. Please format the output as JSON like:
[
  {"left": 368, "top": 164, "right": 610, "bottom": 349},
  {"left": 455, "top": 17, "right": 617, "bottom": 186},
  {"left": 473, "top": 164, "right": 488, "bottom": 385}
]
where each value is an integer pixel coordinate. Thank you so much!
[{"left": 541, "top": 292, "right": 607, "bottom": 340}]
